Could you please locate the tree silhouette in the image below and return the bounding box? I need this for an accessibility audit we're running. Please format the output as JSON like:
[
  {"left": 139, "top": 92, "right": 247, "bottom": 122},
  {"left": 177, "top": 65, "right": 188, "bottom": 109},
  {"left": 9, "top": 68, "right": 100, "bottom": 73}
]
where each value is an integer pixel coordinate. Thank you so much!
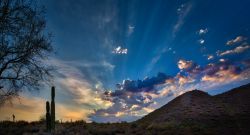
[{"left": 0, "top": 0, "right": 53, "bottom": 105}]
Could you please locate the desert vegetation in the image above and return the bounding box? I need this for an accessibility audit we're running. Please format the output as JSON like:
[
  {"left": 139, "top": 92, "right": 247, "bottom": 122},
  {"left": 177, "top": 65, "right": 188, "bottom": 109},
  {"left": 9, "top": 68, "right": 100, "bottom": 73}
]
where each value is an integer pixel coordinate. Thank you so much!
[{"left": 0, "top": 116, "right": 249, "bottom": 135}]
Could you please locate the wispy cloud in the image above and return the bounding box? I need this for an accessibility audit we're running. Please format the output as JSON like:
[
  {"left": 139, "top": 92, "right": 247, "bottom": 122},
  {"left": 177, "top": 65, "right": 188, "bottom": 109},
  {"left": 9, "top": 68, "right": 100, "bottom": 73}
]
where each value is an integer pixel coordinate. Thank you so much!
[
  {"left": 46, "top": 58, "right": 114, "bottom": 121},
  {"left": 173, "top": 2, "right": 193, "bottom": 37},
  {"left": 127, "top": 25, "right": 135, "bottom": 36},
  {"left": 144, "top": 47, "right": 172, "bottom": 74},
  {"left": 144, "top": 2, "right": 194, "bottom": 74},
  {"left": 207, "top": 55, "right": 214, "bottom": 60},
  {"left": 218, "top": 45, "right": 250, "bottom": 56},
  {"left": 226, "top": 36, "right": 247, "bottom": 45}
]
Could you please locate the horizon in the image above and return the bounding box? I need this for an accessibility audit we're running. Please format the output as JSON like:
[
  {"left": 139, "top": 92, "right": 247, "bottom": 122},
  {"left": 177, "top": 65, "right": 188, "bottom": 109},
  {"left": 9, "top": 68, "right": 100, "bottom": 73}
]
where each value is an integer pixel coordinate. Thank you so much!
[
  {"left": 1, "top": 0, "right": 250, "bottom": 123},
  {"left": 1, "top": 83, "right": 249, "bottom": 123}
]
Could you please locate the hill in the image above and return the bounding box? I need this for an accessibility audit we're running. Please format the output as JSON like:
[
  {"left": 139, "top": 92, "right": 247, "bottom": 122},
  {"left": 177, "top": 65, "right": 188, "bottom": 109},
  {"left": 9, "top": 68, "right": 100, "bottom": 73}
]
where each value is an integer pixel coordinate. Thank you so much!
[{"left": 136, "top": 83, "right": 250, "bottom": 135}]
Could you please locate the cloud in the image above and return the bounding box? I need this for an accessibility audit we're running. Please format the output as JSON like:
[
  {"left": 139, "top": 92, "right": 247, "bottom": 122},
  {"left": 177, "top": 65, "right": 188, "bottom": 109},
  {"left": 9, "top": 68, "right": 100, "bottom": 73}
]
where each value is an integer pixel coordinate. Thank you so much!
[
  {"left": 207, "top": 55, "right": 214, "bottom": 60},
  {"left": 179, "top": 59, "right": 250, "bottom": 91},
  {"left": 242, "top": 59, "right": 250, "bottom": 68},
  {"left": 49, "top": 58, "right": 115, "bottom": 85},
  {"left": 144, "top": 47, "right": 170, "bottom": 74},
  {"left": 47, "top": 58, "right": 114, "bottom": 120},
  {"left": 56, "top": 103, "right": 94, "bottom": 122},
  {"left": 200, "top": 64, "right": 247, "bottom": 86},
  {"left": 60, "top": 78, "right": 112, "bottom": 108},
  {"left": 91, "top": 92, "right": 154, "bottom": 122},
  {"left": 116, "top": 73, "right": 170, "bottom": 93},
  {"left": 173, "top": 2, "right": 193, "bottom": 36},
  {"left": 177, "top": 59, "right": 196, "bottom": 71},
  {"left": 127, "top": 25, "right": 135, "bottom": 36},
  {"left": 197, "top": 28, "right": 207, "bottom": 45},
  {"left": 144, "top": 55, "right": 162, "bottom": 74},
  {"left": 90, "top": 73, "right": 172, "bottom": 122},
  {"left": 198, "top": 28, "right": 208, "bottom": 35},
  {"left": 112, "top": 46, "right": 128, "bottom": 54},
  {"left": 198, "top": 39, "right": 205, "bottom": 44},
  {"left": 176, "top": 73, "right": 195, "bottom": 86},
  {"left": 226, "top": 36, "right": 247, "bottom": 45},
  {"left": 219, "top": 59, "right": 226, "bottom": 62},
  {"left": 54, "top": 59, "right": 115, "bottom": 71},
  {"left": 219, "top": 45, "right": 250, "bottom": 56}
]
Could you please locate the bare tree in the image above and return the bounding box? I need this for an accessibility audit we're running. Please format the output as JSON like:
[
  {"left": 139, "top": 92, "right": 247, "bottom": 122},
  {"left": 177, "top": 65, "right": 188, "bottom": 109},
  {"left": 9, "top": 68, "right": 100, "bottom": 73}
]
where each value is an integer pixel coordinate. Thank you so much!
[{"left": 0, "top": 0, "right": 53, "bottom": 104}]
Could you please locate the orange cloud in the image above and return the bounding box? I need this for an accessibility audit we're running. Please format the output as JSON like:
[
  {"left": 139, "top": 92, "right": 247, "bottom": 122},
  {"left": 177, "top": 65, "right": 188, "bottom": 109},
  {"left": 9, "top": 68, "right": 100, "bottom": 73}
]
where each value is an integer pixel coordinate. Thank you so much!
[{"left": 201, "top": 67, "right": 241, "bottom": 83}]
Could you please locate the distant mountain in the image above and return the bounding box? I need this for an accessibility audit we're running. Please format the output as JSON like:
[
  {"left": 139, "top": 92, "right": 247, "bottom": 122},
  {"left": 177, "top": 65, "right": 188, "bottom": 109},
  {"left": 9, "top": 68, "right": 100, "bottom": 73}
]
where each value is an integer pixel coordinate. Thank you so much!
[{"left": 136, "top": 83, "right": 250, "bottom": 135}]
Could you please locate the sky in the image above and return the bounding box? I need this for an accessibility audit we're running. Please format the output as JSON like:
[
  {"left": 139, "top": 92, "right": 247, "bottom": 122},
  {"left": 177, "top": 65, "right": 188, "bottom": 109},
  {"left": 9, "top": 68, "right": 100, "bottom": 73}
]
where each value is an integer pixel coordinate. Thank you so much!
[{"left": 1, "top": 0, "right": 250, "bottom": 123}]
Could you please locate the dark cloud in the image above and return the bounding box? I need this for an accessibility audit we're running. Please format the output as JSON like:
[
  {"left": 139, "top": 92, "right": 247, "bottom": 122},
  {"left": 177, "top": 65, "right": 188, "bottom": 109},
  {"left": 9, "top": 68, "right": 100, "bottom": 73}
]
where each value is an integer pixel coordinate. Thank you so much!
[
  {"left": 177, "top": 59, "right": 244, "bottom": 78},
  {"left": 116, "top": 72, "right": 171, "bottom": 93},
  {"left": 202, "top": 60, "right": 242, "bottom": 76},
  {"left": 90, "top": 72, "right": 171, "bottom": 122}
]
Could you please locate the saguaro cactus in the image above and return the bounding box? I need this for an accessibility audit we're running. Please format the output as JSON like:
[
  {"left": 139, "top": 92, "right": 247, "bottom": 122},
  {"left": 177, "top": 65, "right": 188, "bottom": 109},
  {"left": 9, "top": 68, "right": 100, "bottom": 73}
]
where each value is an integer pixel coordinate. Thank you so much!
[
  {"left": 46, "top": 101, "right": 51, "bottom": 132},
  {"left": 12, "top": 114, "right": 15, "bottom": 122},
  {"left": 51, "top": 86, "right": 55, "bottom": 130}
]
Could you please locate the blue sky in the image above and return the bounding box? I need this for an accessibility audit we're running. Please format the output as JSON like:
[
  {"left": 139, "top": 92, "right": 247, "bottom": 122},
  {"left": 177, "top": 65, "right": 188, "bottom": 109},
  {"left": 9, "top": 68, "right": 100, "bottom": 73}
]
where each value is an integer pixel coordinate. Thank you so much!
[
  {"left": 43, "top": 0, "right": 250, "bottom": 83},
  {"left": 1, "top": 0, "right": 250, "bottom": 122}
]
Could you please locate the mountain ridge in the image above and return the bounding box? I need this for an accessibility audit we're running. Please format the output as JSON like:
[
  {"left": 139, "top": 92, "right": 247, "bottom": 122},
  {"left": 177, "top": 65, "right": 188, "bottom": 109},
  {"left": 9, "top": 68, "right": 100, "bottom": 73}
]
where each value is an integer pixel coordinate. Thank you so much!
[{"left": 137, "top": 83, "right": 250, "bottom": 124}]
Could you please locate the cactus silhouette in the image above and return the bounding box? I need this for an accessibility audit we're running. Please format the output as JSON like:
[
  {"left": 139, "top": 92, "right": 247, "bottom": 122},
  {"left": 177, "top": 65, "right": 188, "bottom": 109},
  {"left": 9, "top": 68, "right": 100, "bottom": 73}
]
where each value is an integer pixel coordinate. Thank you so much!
[
  {"left": 51, "top": 86, "right": 55, "bottom": 130},
  {"left": 12, "top": 114, "right": 15, "bottom": 122},
  {"left": 46, "top": 101, "right": 51, "bottom": 132}
]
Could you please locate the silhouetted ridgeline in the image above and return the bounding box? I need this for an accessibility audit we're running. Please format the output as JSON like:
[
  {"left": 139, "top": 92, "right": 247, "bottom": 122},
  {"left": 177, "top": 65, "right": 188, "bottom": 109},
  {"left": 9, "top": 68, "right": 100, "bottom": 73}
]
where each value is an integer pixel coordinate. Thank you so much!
[
  {"left": 0, "top": 83, "right": 250, "bottom": 135},
  {"left": 136, "top": 83, "right": 250, "bottom": 135}
]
